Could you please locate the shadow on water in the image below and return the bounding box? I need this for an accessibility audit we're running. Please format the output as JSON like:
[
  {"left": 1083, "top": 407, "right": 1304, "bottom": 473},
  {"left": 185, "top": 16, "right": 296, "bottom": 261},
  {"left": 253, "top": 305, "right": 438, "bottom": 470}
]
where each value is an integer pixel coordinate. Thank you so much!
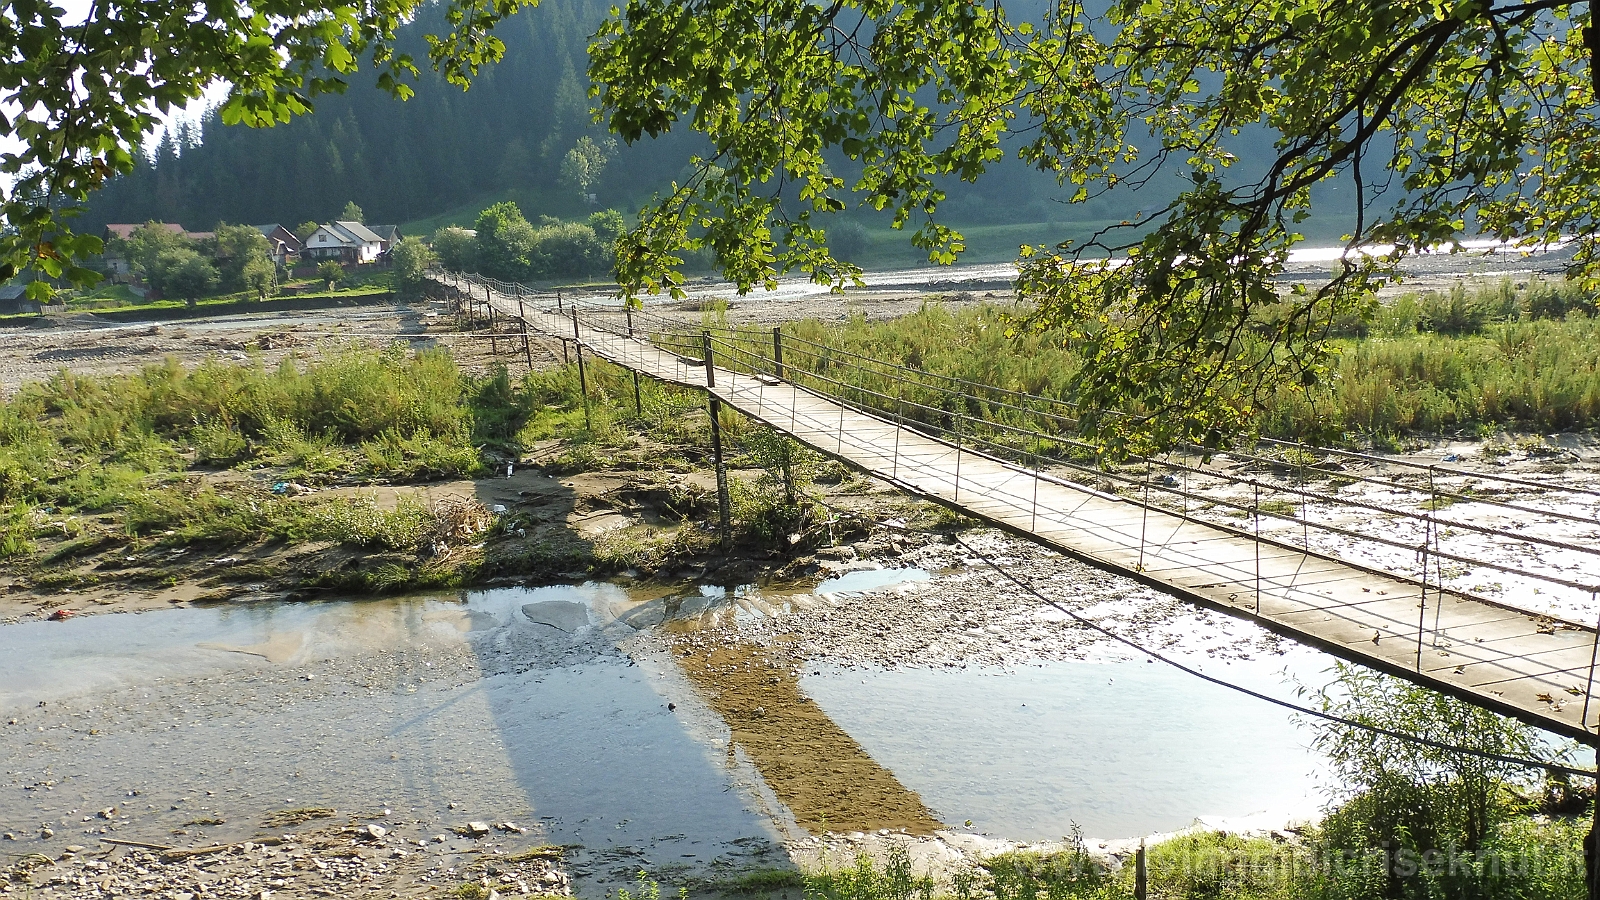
[{"left": 0, "top": 534, "right": 1326, "bottom": 888}]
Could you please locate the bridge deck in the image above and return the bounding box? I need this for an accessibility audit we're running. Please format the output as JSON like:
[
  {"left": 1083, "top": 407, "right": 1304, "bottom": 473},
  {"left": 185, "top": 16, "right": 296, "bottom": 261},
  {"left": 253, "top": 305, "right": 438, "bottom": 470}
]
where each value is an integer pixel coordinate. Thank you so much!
[{"left": 458, "top": 279, "right": 1600, "bottom": 743}]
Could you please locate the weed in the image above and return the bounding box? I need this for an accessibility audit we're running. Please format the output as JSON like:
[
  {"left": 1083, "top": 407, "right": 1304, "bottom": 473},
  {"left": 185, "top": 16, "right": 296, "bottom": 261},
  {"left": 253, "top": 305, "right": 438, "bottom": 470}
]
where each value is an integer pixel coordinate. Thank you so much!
[
  {"left": 502, "top": 846, "right": 565, "bottom": 864},
  {"left": 305, "top": 495, "right": 434, "bottom": 551},
  {"left": 263, "top": 808, "right": 336, "bottom": 827},
  {"left": 1256, "top": 499, "right": 1298, "bottom": 517},
  {"left": 986, "top": 841, "right": 1112, "bottom": 900},
  {"left": 0, "top": 501, "right": 39, "bottom": 557},
  {"left": 805, "top": 846, "right": 935, "bottom": 900},
  {"left": 723, "top": 869, "right": 805, "bottom": 894}
]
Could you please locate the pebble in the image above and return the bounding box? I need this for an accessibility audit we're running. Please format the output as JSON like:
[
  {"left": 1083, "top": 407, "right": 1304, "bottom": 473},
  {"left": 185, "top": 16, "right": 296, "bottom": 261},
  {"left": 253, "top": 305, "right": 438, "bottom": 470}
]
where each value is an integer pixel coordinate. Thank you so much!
[{"left": 0, "top": 822, "right": 573, "bottom": 899}]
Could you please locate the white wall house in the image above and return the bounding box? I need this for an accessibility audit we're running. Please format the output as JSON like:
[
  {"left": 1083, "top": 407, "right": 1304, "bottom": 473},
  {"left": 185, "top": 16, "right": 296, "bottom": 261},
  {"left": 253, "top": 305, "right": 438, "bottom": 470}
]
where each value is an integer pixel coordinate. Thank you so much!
[{"left": 303, "top": 221, "right": 385, "bottom": 265}]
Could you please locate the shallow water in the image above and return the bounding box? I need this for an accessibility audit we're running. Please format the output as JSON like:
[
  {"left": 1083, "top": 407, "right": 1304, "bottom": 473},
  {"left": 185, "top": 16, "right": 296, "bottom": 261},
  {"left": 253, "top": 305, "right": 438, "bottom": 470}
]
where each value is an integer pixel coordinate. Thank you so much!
[
  {"left": 1, "top": 576, "right": 1329, "bottom": 861},
  {"left": 803, "top": 655, "right": 1325, "bottom": 839},
  {"left": 816, "top": 567, "right": 932, "bottom": 596}
]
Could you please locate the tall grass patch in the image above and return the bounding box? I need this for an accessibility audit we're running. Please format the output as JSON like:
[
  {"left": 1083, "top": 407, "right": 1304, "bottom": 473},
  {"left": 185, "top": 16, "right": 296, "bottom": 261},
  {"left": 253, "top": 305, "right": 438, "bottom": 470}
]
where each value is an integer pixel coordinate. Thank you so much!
[
  {"left": 0, "top": 344, "right": 552, "bottom": 565},
  {"left": 689, "top": 290, "right": 1598, "bottom": 446}
]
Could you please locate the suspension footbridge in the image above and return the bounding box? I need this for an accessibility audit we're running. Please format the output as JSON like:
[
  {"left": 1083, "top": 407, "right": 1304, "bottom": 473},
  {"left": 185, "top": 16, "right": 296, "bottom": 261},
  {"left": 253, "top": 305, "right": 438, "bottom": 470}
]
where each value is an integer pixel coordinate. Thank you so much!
[{"left": 427, "top": 270, "right": 1600, "bottom": 746}]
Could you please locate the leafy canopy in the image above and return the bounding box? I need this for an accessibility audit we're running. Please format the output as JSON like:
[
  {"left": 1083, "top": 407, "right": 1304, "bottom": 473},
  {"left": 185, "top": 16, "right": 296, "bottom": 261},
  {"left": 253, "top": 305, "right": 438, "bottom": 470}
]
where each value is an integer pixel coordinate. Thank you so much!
[
  {"left": 589, "top": 0, "right": 1596, "bottom": 452},
  {"left": 0, "top": 0, "right": 534, "bottom": 296}
]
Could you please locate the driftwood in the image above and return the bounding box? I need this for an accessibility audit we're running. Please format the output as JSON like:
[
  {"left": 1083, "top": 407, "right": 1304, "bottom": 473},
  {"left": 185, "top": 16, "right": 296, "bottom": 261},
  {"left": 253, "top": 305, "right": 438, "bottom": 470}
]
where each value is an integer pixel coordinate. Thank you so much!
[{"left": 158, "top": 836, "right": 285, "bottom": 861}]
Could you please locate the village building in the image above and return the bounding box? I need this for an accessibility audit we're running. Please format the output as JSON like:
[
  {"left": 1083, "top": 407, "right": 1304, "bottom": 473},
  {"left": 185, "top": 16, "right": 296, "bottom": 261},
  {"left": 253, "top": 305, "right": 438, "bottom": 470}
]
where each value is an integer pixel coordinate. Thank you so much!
[
  {"left": 254, "top": 224, "right": 305, "bottom": 267},
  {"left": 368, "top": 225, "right": 402, "bottom": 253},
  {"left": 302, "top": 221, "right": 386, "bottom": 265},
  {"left": 0, "top": 284, "right": 41, "bottom": 316},
  {"left": 100, "top": 223, "right": 214, "bottom": 281}
]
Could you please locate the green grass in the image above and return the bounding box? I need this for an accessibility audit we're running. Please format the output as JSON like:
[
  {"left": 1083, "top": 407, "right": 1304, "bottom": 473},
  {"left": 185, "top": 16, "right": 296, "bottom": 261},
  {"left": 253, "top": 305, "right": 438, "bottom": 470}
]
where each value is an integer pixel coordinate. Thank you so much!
[
  {"left": 63, "top": 283, "right": 144, "bottom": 308},
  {"left": 687, "top": 287, "right": 1599, "bottom": 448},
  {"left": 0, "top": 344, "right": 537, "bottom": 570},
  {"left": 0, "top": 342, "right": 741, "bottom": 592},
  {"left": 840, "top": 219, "right": 1130, "bottom": 270},
  {"left": 787, "top": 822, "right": 1582, "bottom": 900}
]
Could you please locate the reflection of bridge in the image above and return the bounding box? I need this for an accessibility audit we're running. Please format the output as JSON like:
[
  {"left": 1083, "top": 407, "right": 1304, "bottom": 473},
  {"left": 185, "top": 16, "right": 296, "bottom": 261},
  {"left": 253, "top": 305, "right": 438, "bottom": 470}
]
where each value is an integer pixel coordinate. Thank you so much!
[{"left": 427, "top": 270, "right": 1600, "bottom": 746}]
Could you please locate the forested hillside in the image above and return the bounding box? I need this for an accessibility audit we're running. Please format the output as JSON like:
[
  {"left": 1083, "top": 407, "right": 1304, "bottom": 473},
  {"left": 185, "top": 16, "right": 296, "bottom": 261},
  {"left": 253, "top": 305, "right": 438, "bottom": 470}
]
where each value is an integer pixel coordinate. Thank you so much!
[
  {"left": 83, "top": 0, "right": 1359, "bottom": 258},
  {"left": 83, "top": 0, "right": 704, "bottom": 231}
]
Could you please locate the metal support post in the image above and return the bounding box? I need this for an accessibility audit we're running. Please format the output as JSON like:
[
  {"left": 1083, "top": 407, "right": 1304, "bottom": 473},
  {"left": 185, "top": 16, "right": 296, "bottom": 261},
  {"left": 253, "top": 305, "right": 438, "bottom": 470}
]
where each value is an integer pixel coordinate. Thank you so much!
[
  {"left": 1138, "top": 468, "right": 1150, "bottom": 572},
  {"left": 559, "top": 291, "right": 569, "bottom": 364},
  {"left": 703, "top": 335, "right": 732, "bottom": 552},
  {"left": 1582, "top": 593, "right": 1599, "bottom": 735},
  {"left": 1588, "top": 745, "right": 1599, "bottom": 900},
  {"left": 514, "top": 285, "right": 533, "bottom": 370},
  {"left": 1031, "top": 456, "right": 1040, "bottom": 533},
  {"left": 624, "top": 304, "right": 642, "bottom": 413},
  {"left": 892, "top": 390, "right": 902, "bottom": 482},
  {"left": 1254, "top": 481, "right": 1262, "bottom": 614},
  {"left": 709, "top": 397, "right": 733, "bottom": 552},
  {"left": 1417, "top": 537, "right": 1430, "bottom": 671},
  {"left": 1134, "top": 842, "right": 1147, "bottom": 900},
  {"left": 573, "top": 309, "right": 590, "bottom": 430},
  {"left": 1300, "top": 452, "right": 1309, "bottom": 548},
  {"left": 487, "top": 290, "right": 498, "bottom": 355},
  {"left": 1429, "top": 467, "right": 1444, "bottom": 644},
  {"left": 773, "top": 327, "right": 784, "bottom": 380},
  {"left": 953, "top": 405, "right": 962, "bottom": 503},
  {"left": 838, "top": 391, "right": 845, "bottom": 456}
]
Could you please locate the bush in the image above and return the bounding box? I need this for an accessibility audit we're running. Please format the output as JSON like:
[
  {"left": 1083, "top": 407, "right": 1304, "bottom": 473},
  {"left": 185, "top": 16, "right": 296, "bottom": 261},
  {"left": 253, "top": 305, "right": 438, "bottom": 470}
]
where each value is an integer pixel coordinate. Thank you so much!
[
  {"left": 431, "top": 226, "right": 477, "bottom": 272},
  {"left": 391, "top": 236, "right": 434, "bottom": 299},
  {"left": 147, "top": 247, "right": 218, "bottom": 305},
  {"left": 317, "top": 260, "right": 344, "bottom": 290},
  {"left": 528, "top": 221, "right": 608, "bottom": 278},
  {"left": 475, "top": 201, "right": 539, "bottom": 280}
]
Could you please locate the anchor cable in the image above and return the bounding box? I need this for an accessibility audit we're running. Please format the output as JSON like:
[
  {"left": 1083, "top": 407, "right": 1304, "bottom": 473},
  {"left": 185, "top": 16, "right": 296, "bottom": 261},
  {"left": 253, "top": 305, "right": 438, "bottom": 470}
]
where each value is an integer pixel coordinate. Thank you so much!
[{"left": 937, "top": 529, "right": 1598, "bottom": 780}]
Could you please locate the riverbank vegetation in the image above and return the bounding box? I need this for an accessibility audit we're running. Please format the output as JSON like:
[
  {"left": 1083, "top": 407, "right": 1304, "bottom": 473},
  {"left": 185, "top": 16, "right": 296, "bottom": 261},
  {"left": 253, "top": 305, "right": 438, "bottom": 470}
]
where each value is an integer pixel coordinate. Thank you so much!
[
  {"left": 0, "top": 344, "right": 512, "bottom": 595},
  {"left": 3, "top": 278, "right": 1594, "bottom": 606},
  {"left": 734, "top": 277, "right": 1600, "bottom": 450},
  {"left": 0, "top": 342, "right": 884, "bottom": 607}
]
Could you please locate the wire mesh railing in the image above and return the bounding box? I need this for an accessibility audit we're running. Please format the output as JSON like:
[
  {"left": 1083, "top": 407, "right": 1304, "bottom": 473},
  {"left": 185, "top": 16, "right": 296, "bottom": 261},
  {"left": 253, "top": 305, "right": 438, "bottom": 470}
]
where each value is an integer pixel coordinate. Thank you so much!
[{"left": 428, "top": 268, "right": 1600, "bottom": 736}]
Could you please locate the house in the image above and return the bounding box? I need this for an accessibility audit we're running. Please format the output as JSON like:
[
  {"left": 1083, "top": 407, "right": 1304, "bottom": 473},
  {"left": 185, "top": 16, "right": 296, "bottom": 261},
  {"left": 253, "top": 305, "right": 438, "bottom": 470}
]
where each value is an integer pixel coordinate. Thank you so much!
[
  {"left": 255, "top": 224, "right": 305, "bottom": 267},
  {"left": 368, "top": 225, "right": 401, "bottom": 252},
  {"left": 0, "top": 284, "right": 41, "bottom": 316},
  {"left": 101, "top": 223, "right": 212, "bottom": 280},
  {"left": 302, "top": 221, "right": 386, "bottom": 265}
]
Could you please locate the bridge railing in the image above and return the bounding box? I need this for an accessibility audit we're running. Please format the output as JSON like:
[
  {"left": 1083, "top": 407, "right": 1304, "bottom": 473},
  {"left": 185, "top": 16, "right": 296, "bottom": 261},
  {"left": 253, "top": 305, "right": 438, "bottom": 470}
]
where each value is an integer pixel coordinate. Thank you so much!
[{"left": 430, "top": 269, "right": 1600, "bottom": 731}]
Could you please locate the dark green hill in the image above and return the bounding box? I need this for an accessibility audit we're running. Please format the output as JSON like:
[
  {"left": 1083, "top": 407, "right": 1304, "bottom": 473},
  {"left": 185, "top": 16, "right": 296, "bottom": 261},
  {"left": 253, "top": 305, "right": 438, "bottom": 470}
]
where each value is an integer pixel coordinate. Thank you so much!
[{"left": 84, "top": 0, "right": 1359, "bottom": 262}]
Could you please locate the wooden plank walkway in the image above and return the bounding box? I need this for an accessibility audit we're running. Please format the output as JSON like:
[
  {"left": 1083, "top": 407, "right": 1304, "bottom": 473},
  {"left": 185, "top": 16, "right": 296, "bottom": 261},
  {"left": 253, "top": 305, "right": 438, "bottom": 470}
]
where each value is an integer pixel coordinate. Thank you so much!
[{"left": 452, "top": 277, "right": 1600, "bottom": 744}]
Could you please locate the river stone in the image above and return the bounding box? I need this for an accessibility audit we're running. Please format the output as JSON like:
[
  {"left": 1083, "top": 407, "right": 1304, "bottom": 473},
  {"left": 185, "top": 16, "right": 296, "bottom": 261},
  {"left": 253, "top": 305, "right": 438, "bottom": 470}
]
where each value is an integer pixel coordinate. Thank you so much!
[{"left": 521, "top": 601, "right": 589, "bottom": 632}]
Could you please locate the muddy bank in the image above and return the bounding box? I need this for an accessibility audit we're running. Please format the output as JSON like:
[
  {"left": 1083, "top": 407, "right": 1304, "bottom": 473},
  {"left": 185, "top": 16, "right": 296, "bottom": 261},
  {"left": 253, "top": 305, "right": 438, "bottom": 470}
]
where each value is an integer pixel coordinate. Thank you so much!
[{"left": 0, "top": 454, "right": 902, "bottom": 625}]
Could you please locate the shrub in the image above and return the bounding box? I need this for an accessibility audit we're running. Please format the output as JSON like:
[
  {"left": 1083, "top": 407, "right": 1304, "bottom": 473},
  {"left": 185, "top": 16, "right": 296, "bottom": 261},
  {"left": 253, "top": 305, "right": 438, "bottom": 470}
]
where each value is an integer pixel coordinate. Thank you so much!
[
  {"left": 316, "top": 260, "right": 344, "bottom": 291},
  {"left": 391, "top": 236, "right": 433, "bottom": 299},
  {"left": 431, "top": 226, "right": 477, "bottom": 272},
  {"left": 528, "top": 221, "right": 607, "bottom": 278}
]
